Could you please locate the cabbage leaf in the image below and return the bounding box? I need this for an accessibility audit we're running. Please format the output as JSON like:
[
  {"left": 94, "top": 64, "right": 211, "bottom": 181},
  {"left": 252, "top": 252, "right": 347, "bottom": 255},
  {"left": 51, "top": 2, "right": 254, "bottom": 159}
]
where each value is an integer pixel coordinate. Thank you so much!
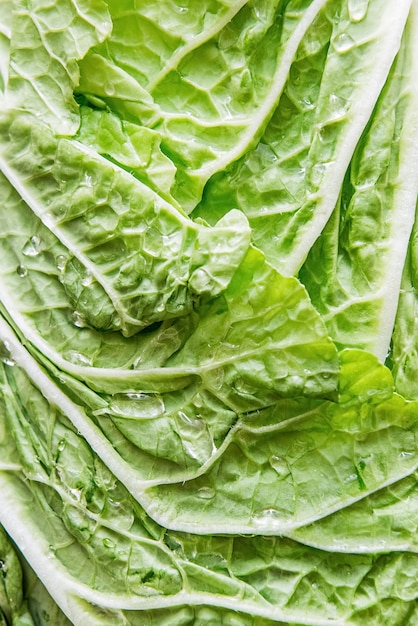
[{"left": 1, "top": 1, "right": 418, "bottom": 625}]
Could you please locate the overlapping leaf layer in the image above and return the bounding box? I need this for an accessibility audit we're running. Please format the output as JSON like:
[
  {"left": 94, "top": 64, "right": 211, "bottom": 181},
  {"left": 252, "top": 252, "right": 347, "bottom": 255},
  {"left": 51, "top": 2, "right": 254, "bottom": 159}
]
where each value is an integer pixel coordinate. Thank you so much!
[{"left": 0, "top": 1, "right": 418, "bottom": 624}]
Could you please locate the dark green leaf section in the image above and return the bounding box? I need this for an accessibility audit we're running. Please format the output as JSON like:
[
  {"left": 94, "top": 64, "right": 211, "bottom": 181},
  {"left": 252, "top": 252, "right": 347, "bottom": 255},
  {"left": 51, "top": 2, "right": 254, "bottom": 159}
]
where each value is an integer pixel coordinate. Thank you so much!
[
  {"left": 391, "top": 202, "right": 418, "bottom": 400},
  {"left": 0, "top": 526, "right": 36, "bottom": 626}
]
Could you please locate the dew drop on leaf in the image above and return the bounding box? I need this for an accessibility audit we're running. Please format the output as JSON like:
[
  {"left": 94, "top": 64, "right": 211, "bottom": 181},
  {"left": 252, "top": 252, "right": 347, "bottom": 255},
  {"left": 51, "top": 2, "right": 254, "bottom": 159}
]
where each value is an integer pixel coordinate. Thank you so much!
[
  {"left": 174, "top": 5, "right": 188, "bottom": 14},
  {"left": 104, "top": 82, "right": 115, "bottom": 96},
  {"left": 81, "top": 272, "right": 94, "bottom": 287},
  {"left": 65, "top": 350, "right": 93, "bottom": 366},
  {"left": 348, "top": 0, "right": 369, "bottom": 22},
  {"left": 252, "top": 508, "right": 284, "bottom": 529},
  {"left": 177, "top": 411, "right": 206, "bottom": 434},
  {"left": 110, "top": 393, "right": 165, "bottom": 418},
  {"left": 22, "top": 235, "right": 41, "bottom": 257},
  {"left": 71, "top": 311, "right": 87, "bottom": 328},
  {"left": 16, "top": 264, "right": 28, "bottom": 278},
  {"left": 197, "top": 487, "right": 216, "bottom": 500},
  {"left": 326, "top": 93, "right": 350, "bottom": 121},
  {"left": 333, "top": 33, "right": 356, "bottom": 53},
  {"left": 269, "top": 455, "right": 290, "bottom": 479},
  {"left": 0, "top": 341, "right": 15, "bottom": 366},
  {"left": 56, "top": 255, "right": 67, "bottom": 271}
]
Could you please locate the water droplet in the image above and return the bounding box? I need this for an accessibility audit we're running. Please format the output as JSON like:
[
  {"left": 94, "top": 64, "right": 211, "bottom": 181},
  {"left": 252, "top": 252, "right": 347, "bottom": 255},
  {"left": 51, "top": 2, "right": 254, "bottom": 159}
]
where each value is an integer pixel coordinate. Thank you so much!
[
  {"left": 0, "top": 341, "right": 15, "bottom": 366},
  {"left": 110, "top": 393, "right": 165, "bottom": 418},
  {"left": 344, "top": 473, "right": 358, "bottom": 484},
  {"left": 177, "top": 411, "right": 206, "bottom": 434},
  {"left": 233, "top": 378, "right": 258, "bottom": 395},
  {"left": 174, "top": 4, "right": 188, "bottom": 13},
  {"left": 218, "top": 26, "right": 239, "bottom": 51},
  {"left": 81, "top": 272, "right": 93, "bottom": 287},
  {"left": 299, "top": 96, "right": 315, "bottom": 111},
  {"left": 71, "top": 311, "right": 87, "bottom": 328},
  {"left": 22, "top": 235, "right": 41, "bottom": 257},
  {"left": 56, "top": 255, "right": 67, "bottom": 271},
  {"left": 348, "top": 0, "right": 369, "bottom": 22},
  {"left": 333, "top": 33, "right": 356, "bottom": 53},
  {"left": 104, "top": 82, "right": 115, "bottom": 96},
  {"left": 157, "top": 327, "right": 180, "bottom": 344},
  {"left": 197, "top": 486, "right": 216, "bottom": 500},
  {"left": 252, "top": 508, "right": 285, "bottom": 529},
  {"left": 269, "top": 455, "right": 290, "bottom": 479},
  {"left": 206, "top": 367, "right": 225, "bottom": 390},
  {"left": 220, "top": 340, "right": 239, "bottom": 351},
  {"left": 399, "top": 451, "right": 415, "bottom": 460},
  {"left": 326, "top": 93, "right": 350, "bottom": 121},
  {"left": 57, "top": 439, "right": 66, "bottom": 452},
  {"left": 309, "top": 162, "right": 334, "bottom": 187},
  {"left": 16, "top": 264, "right": 28, "bottom": 278},
  {"left": 103, "top": 538, "right": 116, "bottom": 549},
  {"left": 65, "top": 350, "right": 92, "bottom": 366}
]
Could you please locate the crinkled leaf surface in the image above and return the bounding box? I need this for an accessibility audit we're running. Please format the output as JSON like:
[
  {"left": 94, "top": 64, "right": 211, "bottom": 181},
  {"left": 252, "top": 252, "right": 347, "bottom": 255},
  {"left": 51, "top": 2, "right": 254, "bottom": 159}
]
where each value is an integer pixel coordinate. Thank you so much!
[
  {"left": 0, "top": 526, "right": 36, "bottom": 626},
  {"left": 1, "top": 1, "right": 418, "bottom": 625},
  {"left": 1, "top": 349, "right": 418, "bottom": 625},
  {"left": 6, "top": 0, "right": 111, "bottom": 134},
  {"left": 194, "top": 0, "right": 413, "bottom": 273},
  {"left": 391, "top": 202, "right": 418, "bottom": 401},
  {"left": 300, "top": 12, "right": 418, "bottom": 360},
  {"left": 77, "top": 0, "right": 331, "bottom": 210},
  {"left": 0, "top": 111, "right": 253, "bottom": 336}
]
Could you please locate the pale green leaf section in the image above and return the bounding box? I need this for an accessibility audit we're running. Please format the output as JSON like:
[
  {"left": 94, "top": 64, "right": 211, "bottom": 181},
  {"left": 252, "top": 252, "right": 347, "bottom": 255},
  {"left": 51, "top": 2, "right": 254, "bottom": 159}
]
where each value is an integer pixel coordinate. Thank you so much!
[
  {"left": 391, "top": 203, "right": 418, "bottom": 400},
  {"left": 1, "top": 351, "right": 418, "bottom": 625},
  {"left": 1, "top": 2, "right": 418, "bottom": 625},
  {"left": 290, "top": 467, "right": 418, "bottom": 554},
  {"left": 0, "top": 111, "right": 251, "bottom": 336},
  {"left": 5, "top": 0, "right": 112, "bottom": 134},
  {"left": 141, "top": 350, "right": 418, "bottom": 533},
  {"left": 77, "top": 0, "right": 330, "bottom": 210},
  {"left": 195, "top": 0, "right": 413, "bottom": 274},
  {"left": 0, "top": 230, "right": 339, "bottom": 488},
  {"left": 299, "top": 7, "right": 418, "bottom": 361},
  {"left": 76, "top": 106, "right": 179, "bottom": 205},
  {"left": 0, "top": 0, "right": 12, "bottom": 94}
]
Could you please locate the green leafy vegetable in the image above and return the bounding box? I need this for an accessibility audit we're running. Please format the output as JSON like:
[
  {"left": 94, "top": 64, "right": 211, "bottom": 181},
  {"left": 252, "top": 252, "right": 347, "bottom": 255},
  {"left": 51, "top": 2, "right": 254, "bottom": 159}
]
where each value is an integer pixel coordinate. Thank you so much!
[{"left": 0, "top": 1, "right": 418, "bottom": 625}]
